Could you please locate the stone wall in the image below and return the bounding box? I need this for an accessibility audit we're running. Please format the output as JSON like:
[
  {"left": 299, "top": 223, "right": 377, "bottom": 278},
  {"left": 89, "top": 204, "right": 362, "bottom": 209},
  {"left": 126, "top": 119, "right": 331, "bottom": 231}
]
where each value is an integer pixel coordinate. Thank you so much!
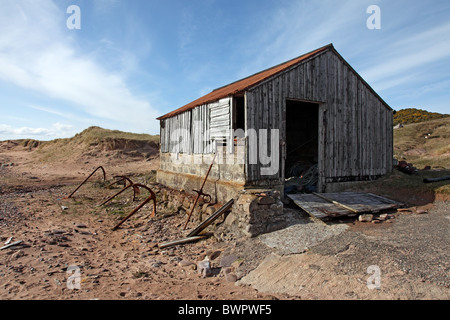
[
  {"left": 154, "top": 183, "right": 226, "bottom": 227},
  {"left": 157, "top": 145, "right": 246, "bottom": 204},
  {"left": 156, "top": 169, "right": 244, "bottom": 204},
  {"left": 158, "top": 145, "right": 246, "bottom": 184},
  {"left": 153, "top": 183, "right": 287, "bottom": 239},
  {"left": 224, "top": 190, "right": 287, "bottom": 238}
]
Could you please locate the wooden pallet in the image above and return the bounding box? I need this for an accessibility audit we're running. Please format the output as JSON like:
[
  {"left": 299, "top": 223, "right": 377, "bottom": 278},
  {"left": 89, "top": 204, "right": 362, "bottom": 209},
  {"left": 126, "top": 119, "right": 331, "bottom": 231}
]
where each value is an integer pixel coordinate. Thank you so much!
[{"left": 287, "top": 192, "right": 401, "bottom": 221}]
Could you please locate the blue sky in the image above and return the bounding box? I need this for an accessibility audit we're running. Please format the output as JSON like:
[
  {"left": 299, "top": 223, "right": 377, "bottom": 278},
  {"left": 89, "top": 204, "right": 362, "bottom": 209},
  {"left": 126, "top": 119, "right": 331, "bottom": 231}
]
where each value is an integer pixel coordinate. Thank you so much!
[{"left": 0, "top": 0, "right": 449, "bottom": 140}]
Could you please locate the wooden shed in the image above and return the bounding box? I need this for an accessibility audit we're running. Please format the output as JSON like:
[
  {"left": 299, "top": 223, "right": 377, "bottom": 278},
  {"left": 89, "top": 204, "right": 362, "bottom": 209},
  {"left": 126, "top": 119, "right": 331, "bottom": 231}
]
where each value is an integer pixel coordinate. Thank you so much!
[{"left": 156, "top": 44, "right": 394, "bottom": 203}]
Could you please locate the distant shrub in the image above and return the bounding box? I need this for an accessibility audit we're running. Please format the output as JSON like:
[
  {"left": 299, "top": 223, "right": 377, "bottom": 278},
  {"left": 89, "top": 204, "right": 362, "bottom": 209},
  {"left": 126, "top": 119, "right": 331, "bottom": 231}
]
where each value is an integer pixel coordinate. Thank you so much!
[{"left": 394, "top": 108, "right": 449, "bottom": 126}]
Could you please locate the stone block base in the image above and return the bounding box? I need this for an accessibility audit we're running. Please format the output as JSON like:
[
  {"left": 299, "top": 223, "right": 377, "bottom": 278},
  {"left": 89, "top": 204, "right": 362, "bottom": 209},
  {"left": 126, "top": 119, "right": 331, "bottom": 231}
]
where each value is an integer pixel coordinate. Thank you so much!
[{"left": 225, "top": 190, "right": 287, "bottom": 238}]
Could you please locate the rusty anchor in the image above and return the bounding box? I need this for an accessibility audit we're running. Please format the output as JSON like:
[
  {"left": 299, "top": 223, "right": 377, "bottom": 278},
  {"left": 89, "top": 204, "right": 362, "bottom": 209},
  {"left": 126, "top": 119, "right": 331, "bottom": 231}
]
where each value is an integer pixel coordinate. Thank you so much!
[
  {"left": 106, "top": 175, "right": 140, "bottom": 201},
  {"left": 98, "top": 182, "right": 156, "bottom": 231},
  {"left": 183, "top": 153, "right": 216, "bottom": 230},
  {"left": 66, "top": 166, "right": 107, "bottom": 199},
  {"left": 107, "top": 175, "right": 134, "bottom": 188},
  {"left": 111, "top": 184, "right": 157, "bottom": 231}
]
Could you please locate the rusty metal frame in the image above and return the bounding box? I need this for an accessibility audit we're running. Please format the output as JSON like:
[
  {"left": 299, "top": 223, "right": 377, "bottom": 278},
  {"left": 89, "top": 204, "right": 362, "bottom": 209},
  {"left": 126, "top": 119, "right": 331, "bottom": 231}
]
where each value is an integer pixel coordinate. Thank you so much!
[{"left": 66, "top": 166, "right": 107, "bottom": 199}]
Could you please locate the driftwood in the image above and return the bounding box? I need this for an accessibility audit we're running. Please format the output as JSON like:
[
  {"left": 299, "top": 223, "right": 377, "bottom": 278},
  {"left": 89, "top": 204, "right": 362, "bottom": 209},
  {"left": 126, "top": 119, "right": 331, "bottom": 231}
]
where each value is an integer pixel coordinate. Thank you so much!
[
  {"left": 0, "top": 240, "right": 24, "bottom": 251},
  {"left": 158, "top": 236, "right": 207, "bottom": 249}
]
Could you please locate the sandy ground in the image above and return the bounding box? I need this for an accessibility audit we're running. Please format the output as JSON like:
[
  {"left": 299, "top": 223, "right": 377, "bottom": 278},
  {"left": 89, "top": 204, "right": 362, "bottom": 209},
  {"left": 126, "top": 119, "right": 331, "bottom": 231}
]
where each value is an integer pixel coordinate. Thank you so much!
[
  {"left": 1, "top": 143, "right": 449, "bottom": 301},
  {"left": 0, "top": 144, "right": 283, "bottom": 300}
]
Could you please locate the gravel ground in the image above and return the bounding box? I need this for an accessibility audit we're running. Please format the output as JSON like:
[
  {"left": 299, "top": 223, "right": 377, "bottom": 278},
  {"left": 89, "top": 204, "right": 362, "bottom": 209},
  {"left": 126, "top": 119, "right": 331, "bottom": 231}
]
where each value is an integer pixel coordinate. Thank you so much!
[
  {"left": 311, "top": 201, "right": 450, "bottom": 288},
  {"left": 258, "top": 209, "right": 349, "bottom": 255},
  {"left": 0, "top": 200, "right": 24, "bottom": 228},
  {"left": 237, "top": 201, "right": 449, "bottom": 299}
]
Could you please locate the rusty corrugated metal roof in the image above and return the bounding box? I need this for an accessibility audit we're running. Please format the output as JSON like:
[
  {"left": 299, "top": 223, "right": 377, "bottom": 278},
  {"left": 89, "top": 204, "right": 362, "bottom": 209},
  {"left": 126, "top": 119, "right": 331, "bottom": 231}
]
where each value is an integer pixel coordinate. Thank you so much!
[{"left": 157, "top": 44, "right": 333, "bottom": 120}]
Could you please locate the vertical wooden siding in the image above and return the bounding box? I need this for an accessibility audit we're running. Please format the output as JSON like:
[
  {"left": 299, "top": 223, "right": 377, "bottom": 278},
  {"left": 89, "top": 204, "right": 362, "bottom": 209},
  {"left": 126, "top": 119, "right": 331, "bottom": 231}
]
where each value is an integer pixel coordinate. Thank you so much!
[
  {"left": 245, "top": 50, "right": 393, "bottom": 186},
  {"left": 160, "top": 97, "right": 231, "bottom": 154}
]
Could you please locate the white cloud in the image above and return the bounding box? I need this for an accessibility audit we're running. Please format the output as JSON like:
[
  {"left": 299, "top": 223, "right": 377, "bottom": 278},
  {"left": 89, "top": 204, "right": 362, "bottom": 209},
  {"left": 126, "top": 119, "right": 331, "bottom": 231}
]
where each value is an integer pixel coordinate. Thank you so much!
[
  {"left": 0, "top": 122, "right": 76, "bottom": 140},
  {"left": 362, "top": 31, "right": 450, "bottom": 85},
  {"left": 0, "top": 0, "right": 160, "bottom": 135}
]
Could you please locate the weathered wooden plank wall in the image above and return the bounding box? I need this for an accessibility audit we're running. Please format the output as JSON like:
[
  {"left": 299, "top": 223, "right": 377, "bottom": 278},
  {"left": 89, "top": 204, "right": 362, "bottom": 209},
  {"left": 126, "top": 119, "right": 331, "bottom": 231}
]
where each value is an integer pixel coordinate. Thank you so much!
[
  {"left": 160, "top": 97, "right": 231, "bottom": 154},
  {"left": 245, "top": 50, "right": 393, "bottom": 189}
]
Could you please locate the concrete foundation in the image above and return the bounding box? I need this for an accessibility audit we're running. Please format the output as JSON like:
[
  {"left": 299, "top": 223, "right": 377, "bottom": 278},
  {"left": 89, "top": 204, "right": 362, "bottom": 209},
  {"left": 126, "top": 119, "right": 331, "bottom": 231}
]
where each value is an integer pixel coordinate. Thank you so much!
[{"left": 156, "top": 169, "right": 244, "bottom": 204}]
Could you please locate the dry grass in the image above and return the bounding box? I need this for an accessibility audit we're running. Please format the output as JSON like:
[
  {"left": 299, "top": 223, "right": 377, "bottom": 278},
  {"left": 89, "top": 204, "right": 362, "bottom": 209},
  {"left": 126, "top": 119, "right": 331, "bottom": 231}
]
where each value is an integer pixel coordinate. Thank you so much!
[
  {"left": 35, "top": 126, "right": 159, "bottom": 163},
  {"left": 342, "top": 169, "right": 450, "bottom": 205},
  {"left": 394, "top": 117, "right": 450, "bottom": 169}
]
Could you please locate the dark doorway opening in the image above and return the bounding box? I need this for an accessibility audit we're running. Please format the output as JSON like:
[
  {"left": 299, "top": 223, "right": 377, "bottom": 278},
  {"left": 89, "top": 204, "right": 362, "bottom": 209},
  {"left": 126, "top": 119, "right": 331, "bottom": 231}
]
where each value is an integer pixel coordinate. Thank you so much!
[
  {"left": 285, "top": 100, "right": 319, "bottom": 193},
  {"left": 233, "top": 95, "right": 246, "bottom": 132}
]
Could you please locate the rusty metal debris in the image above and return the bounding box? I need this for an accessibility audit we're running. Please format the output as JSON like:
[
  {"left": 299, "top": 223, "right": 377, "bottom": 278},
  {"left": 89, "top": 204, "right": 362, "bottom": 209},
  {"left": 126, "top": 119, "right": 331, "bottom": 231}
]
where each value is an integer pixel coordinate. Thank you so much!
[
  {"left": 158, "top": 199, "right": 234, "bottom": 250},
  {"left": 184, "top": 153, "right": 216, "bottom": 230},
  {"left": 110, "top": 184, "right": 157, "bottom": 231},
  {"left": 66, "top": 166, "right": 106, "bottom": 199},
  {"left": 423, "top": 175, "right": 450, "bottom": 183},
  {"left": 187, "top": 199, "right": 234, "bottom": 237}
]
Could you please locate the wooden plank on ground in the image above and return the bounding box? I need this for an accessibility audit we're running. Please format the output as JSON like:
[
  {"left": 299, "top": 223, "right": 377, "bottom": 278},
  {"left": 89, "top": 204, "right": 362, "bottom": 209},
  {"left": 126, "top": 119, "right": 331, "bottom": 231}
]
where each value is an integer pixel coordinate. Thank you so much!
[
  {"left": 288, "top": 192, "right": 402, "bottom": 220},
  {"left": 322, "top": 192, "right": 401, "bottom": 213},
  {"left": 287, "top": 194, "right": 352, "bottom": 220}
]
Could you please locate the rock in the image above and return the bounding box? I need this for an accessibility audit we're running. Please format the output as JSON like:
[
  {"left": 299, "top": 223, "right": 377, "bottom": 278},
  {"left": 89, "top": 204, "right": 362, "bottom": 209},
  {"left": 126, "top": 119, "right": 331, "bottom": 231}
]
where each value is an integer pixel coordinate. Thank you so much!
[
  {"left": 258, "top": 196, "right": 275, "bottom": 205},
  {"left": 416, "top": 209, "right": 428, "bottom": 215},
  {"left": 378, "top": 214, "right": 389, "bottom": 221},
  {"left": 178, "top": 259, "right": 195, "bottom": 267},
  {"left": 149, "top": 259, "right": 163, "bottom": 268},
  {"left": 75, "top": 223, "right": 87, "bottom": 228},
  {"left": 222, "top": 267, "right": 232, "bottom": 274},
  {"left": 222, "top": 267, "right": 238, "bottom": 282},
  {"left": 197, "top": 259, "right": 212, "bottom": 278},
  {"left": 220, "top": 254, "right": 238, "bottom": 268},
  {"left": 207, "top": 250, "right": 222, "bottom": 261},
  {"left": 11, "top": 250, "right": 25, "bottom": 260},
  {"left": 205, "top": 206, "right": 216, "bottom": 216},
  {"left": 225, "top": 272, "right": 238, "bottom": 283},
  {"left": 358, "top": 214, "right": 373, "bottom": 222},
  {"left": 201, "top": 203, "right": 210, "bottom": 213}
]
